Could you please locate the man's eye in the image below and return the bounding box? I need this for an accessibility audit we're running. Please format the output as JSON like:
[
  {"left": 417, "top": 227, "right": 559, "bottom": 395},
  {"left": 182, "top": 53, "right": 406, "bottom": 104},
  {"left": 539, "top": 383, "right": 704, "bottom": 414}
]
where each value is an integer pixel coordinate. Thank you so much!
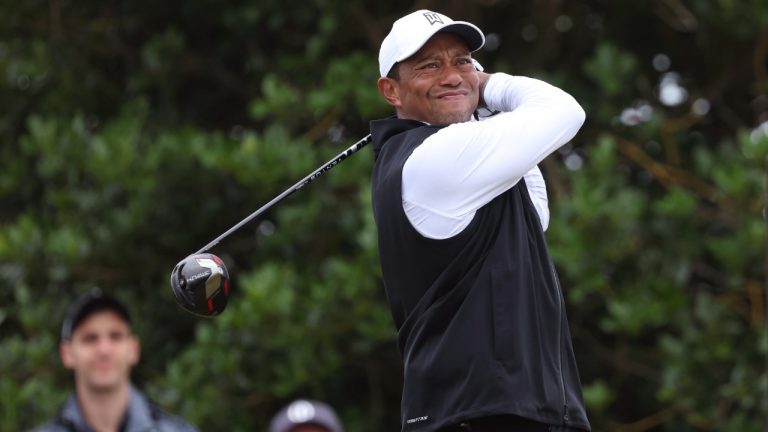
[{"left": 110, "top": 332, "right": 126, "bottom": 341}]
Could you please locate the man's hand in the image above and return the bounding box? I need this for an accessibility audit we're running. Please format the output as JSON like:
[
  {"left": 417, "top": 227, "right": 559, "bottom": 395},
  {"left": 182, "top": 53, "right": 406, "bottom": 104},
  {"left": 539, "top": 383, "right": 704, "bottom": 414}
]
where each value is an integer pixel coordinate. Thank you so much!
[{"left": 477, "top": 71, "right": 492, "bottom": 109}]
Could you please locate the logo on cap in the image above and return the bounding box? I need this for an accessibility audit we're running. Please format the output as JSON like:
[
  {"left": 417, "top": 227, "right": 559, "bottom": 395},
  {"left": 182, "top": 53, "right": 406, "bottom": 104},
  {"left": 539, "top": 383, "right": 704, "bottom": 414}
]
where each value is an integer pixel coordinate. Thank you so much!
[
  {"left": 423, "top": 12, "right": 444, "bottom": 25},
  {"left": 286, "top": 400, "right": 316, "bottom": 423}
]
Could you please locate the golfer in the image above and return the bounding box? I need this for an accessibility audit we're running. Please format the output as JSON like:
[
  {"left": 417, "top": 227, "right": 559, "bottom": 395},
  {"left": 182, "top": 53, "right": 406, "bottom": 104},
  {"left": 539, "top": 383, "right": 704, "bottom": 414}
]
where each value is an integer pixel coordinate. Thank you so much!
[{"left": 370, "top": 10, "right": 591, "bottom": 432}]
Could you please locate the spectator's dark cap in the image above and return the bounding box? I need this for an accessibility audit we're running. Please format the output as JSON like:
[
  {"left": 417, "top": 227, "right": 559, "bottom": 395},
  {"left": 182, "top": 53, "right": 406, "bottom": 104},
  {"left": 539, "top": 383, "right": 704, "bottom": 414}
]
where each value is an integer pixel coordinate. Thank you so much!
[
  {"left": 269, "top": 399, "right": 344, "bottom": 432},
  {"left": 61, "top": 289, "right": 131, "bottom": 341}
]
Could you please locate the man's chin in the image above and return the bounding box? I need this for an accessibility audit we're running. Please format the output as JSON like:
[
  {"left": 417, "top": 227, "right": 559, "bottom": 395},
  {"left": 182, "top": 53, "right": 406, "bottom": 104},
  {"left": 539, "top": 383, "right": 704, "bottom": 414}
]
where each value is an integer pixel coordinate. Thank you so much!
[
  {"left": 85, "top": 376, "right": 124, "bottom": 393},
  {"left": 433, "top": 111, "right": 474, "bottom": 126}
]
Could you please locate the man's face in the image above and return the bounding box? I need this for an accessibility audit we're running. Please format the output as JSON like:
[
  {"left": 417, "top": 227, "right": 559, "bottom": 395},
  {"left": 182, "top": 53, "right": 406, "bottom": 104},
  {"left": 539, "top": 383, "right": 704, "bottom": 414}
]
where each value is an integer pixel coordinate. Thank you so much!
[
  {"left": 60, "top": 311, "right": 139, "bottom": 393},
  {"left": 379, "top": 32, "right": 480, "bottom": 125}
]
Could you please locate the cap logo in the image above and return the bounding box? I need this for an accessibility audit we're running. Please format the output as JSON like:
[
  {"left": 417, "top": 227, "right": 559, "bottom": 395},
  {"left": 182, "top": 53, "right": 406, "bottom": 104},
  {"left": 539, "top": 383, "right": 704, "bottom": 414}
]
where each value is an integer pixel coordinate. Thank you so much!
[
  {"left": 423, "top": 12, "right": 444, "bottom": 25},
  {"left": 286, "top": 400, "right": 316, "bottom": 423}
]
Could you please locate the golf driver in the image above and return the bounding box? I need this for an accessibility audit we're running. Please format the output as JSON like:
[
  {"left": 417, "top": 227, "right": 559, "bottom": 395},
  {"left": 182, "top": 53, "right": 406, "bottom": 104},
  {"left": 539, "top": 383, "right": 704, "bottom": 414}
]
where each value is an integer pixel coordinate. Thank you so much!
[{"left": 170, "top": 133, "right": 373, "bottom": 317}]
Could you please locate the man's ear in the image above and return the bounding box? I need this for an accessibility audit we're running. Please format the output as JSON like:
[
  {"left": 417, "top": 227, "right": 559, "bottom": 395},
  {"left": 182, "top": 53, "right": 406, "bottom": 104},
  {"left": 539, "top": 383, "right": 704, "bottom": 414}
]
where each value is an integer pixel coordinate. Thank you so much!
[
  {"left": 377, "top": 77, "right": 401, "bottom": 108},
  {"left": 60, "top": 342, "right": 74, "bottom": 369},
  {"left": 129, "top": 335, "right": 140, "bottom": 367}
]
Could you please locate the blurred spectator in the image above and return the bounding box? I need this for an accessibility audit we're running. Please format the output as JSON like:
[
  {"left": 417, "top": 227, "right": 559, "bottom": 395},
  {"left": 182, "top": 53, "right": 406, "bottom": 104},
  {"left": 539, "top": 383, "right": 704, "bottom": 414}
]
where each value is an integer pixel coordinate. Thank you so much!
[
  {"left": 269, "top": 399, "right": 344, "bottom": 432},
  {"left": 31, "top": 289, "right": 198, "bottom": 432}
]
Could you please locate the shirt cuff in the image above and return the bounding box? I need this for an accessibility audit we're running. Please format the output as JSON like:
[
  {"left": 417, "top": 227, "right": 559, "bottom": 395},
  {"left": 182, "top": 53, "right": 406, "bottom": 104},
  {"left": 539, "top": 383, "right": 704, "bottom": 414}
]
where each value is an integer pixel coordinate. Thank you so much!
[{"left": 482, "top": 72, "right": 516, "bottom": 112}]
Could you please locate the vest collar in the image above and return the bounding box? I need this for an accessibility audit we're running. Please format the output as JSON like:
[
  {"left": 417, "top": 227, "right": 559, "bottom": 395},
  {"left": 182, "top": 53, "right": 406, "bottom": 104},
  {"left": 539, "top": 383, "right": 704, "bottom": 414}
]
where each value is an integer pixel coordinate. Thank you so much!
[{"left": 369, "top": 117, "right": 428, "bottom": 161}]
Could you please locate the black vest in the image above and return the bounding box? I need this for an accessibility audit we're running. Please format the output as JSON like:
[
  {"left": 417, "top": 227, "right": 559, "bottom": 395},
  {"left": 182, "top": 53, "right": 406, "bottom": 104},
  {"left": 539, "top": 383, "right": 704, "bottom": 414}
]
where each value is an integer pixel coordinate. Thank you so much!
[{"left": 370, "top": 118, "right": 590, "bottom": 432}]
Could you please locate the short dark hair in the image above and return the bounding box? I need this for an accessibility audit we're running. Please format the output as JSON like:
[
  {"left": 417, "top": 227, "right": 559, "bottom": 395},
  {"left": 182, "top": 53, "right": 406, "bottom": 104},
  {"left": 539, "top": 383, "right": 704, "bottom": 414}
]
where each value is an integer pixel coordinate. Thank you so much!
[
  {"left": 61, "top": 290, "right": 132, "bottom": 341},
  {"left": 386, "top": 62, "right": 400, "bottom": 80}
]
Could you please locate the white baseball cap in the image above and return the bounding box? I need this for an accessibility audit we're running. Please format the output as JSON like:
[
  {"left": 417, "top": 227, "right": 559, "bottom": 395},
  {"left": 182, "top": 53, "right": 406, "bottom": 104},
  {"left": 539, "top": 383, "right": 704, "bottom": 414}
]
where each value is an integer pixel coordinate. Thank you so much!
[
  {"left": 378, "top": 9, "right": 485, "bottom": 77},
  {"left": 269, "top": 399, "right": 344, "bottom": 432}
]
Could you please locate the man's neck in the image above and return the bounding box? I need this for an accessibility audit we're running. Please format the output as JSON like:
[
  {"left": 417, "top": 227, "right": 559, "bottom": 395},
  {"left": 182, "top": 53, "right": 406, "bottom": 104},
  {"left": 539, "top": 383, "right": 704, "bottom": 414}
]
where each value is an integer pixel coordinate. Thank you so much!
[{"left": 76, "top": 382, "right": 131, "bottom": 432}]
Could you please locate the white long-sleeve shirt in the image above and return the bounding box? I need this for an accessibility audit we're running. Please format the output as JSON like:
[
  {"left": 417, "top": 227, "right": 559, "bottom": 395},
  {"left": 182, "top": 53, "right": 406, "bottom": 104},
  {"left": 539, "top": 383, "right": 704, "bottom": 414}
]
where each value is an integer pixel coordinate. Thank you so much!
[{"left": 401, "top": 73, "right": 585, "bottom": 239}]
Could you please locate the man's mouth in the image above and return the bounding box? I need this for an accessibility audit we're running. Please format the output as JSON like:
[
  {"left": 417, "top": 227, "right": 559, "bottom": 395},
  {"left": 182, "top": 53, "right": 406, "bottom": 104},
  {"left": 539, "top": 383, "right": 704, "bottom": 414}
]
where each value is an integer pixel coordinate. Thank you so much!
[
  {"left": 436, "top": 91, "right": 467, "bottom": 100},
  {"left": 94, "top": 362, "right": 114, "bottom": 371}
]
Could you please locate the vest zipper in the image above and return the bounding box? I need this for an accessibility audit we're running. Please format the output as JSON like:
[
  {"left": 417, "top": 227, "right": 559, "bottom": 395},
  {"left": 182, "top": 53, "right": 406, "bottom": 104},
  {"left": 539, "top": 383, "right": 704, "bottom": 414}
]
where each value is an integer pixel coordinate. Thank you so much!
[{"left": 552, "top": 264, "right": 569, "bottom": 425}]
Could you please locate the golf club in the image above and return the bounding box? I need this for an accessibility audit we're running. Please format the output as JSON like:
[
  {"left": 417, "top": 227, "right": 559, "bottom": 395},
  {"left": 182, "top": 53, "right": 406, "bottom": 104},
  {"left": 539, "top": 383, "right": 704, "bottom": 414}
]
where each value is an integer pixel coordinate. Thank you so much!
[{"left": 170, "top": 133, "right": 373, "bottom": 317}]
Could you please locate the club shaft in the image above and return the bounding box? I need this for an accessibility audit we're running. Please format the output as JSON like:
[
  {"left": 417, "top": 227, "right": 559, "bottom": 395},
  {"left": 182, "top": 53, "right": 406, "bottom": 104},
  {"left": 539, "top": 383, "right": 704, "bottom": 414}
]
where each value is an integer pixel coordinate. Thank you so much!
[{"left": 194, "top": 134, "right": 373, "bottom": 254}]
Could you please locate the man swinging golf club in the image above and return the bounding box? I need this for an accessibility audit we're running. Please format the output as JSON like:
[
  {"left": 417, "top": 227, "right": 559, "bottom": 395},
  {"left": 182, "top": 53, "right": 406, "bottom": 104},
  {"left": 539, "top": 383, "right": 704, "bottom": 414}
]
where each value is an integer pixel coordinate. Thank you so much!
[{"left": 370, "top": 10, "right": 591, "bottom": 432}]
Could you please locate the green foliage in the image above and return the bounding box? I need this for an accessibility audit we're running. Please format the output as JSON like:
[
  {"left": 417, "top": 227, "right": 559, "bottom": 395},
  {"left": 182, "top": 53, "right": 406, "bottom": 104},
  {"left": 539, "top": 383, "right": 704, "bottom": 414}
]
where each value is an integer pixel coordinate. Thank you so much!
[
  {"left": 1, "top": 1, "right": 765, "bottom": 431},
  {"left": 583, "top": 42, "right": 638, "bottom": 99}
]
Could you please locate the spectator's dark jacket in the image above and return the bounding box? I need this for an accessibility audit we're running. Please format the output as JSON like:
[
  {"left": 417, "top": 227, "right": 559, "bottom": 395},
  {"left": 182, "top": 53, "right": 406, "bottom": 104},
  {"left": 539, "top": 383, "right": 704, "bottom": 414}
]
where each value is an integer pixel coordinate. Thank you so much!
[{"left": 30, "top": 385, "right": 198, "bottom": 432}]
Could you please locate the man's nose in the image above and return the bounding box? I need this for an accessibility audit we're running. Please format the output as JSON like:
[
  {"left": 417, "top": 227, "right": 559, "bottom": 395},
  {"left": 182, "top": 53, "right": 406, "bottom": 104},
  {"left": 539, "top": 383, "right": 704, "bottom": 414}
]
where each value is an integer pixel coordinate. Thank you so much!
[
  {"left": 95, "top": 337, "right": 115, "bottom": 352},
  {"left": 439, "top": 65, "right": 463, "bottom": 86}
]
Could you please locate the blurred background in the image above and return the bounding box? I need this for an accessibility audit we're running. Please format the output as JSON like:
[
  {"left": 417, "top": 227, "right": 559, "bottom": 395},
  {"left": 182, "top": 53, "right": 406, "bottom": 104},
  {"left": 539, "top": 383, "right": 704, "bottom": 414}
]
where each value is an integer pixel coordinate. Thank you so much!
[{"left": 1, "top": 0, "right": 765, "bottom": 430}]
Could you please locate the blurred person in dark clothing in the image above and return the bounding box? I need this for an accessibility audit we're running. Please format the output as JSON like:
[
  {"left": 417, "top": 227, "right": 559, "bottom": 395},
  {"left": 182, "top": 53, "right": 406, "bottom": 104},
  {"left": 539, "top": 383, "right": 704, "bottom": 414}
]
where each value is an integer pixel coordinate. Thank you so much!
[
  {"left": 31, "top": 290, "right": 198, "bottom": 432},
  {"left": 270, "top": 399, "right": 344, "bottom": 432}
]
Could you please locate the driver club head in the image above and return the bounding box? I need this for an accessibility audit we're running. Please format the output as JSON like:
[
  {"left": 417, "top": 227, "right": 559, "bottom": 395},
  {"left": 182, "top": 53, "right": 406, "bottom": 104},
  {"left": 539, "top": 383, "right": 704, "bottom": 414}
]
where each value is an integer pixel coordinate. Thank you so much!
[{"left": 170, "top": 253, "right": 230, "bottom": 317}]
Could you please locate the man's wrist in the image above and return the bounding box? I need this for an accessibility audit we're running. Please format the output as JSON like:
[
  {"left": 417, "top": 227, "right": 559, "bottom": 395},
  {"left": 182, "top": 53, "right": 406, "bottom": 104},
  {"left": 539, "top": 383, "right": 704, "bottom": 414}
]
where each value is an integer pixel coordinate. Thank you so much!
[{"left": 478, "top": 72, "right": 492, "bottom": 109}]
